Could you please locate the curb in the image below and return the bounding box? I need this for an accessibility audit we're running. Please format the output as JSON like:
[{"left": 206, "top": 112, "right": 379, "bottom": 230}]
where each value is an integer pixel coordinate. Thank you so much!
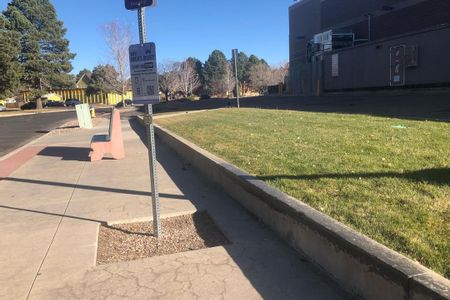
[
  {"left": 137, "top": 117, "right": 450, "bottom": 300},
  {"left": 0, "top": 131, "right": 50, "bottom": 162},
  {"left": 0, "top": 108, "right": 75, "bottom": 119}
]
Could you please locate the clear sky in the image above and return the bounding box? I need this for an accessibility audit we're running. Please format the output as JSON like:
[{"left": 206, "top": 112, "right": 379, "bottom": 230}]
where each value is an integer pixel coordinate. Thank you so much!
[{"left": 1, "top": 0, "right": 294, "bottom": 74}]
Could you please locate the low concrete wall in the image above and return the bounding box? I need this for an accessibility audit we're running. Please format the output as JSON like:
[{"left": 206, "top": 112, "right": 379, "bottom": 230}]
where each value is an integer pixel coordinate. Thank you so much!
[{"left": 139, "top": 118, "right": 449, "bottom": 299}]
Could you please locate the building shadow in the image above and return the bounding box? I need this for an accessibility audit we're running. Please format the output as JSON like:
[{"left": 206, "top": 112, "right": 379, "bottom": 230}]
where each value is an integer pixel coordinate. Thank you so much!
[
  {"left": 147, "top": 95, "right": 450, "bottom": 123},
  {"left": 38, "top": 146, "right": 92, "bottom": 161}
]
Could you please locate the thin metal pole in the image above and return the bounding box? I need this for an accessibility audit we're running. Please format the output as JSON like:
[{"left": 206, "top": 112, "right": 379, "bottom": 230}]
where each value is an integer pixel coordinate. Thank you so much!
[
  {"left": 138, "top": 6, "right": 161, "bottom": 238},
  {"left": 138, "top": 7, "right": 146, "bottom": 44},
  {"left": 145, "top": 104, "right": 161, "bottom": 237},
  {"left": 233, "top": 50, "right": 240, "bottom": 108}
]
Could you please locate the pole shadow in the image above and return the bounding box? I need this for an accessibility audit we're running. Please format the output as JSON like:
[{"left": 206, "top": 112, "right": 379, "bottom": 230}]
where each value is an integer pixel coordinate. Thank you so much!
[
  {"left": 0, "top": 204, "right": 150, "bottom": 236},
  {"left": 248, "top": 167, "right": 450, "bottom": 186},
  {"left": 0, "top": 177, "right": 187, "bottom": 200}
]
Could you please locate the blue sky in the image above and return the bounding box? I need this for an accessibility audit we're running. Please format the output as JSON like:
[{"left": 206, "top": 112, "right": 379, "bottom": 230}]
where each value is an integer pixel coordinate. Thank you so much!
[{"left": 1, "top": 0, "right": 293, "bottom": 74}]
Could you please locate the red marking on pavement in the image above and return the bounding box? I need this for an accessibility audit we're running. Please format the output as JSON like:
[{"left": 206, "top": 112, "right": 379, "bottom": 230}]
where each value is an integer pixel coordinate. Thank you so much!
[{"left": 0, "top": 146, "right": 46, "bottom": 178}]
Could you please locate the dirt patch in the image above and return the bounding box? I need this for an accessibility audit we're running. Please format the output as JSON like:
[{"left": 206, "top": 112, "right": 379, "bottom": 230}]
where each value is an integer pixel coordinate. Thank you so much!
[
  {"left": 51, "top": 118, "right": 105, "bottom": 134},
  {"left": 97, "top": 212, "right": 230, "bottom": 265}
]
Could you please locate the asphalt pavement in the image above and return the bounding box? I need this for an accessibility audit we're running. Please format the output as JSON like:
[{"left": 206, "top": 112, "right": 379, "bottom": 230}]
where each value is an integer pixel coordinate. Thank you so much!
[{"left": 0, "top": 111, "right": 77, "bottom": 158}]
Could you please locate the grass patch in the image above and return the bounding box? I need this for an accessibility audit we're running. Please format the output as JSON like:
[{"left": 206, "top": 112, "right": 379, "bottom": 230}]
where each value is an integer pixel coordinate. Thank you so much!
[{"left": 156, "top": 108, "right": 450, "bottom": 278}]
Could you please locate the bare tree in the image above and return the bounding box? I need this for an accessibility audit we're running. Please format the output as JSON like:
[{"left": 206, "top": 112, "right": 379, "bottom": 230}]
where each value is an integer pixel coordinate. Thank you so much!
[
  {"left": 103, "top": 21, "right": 131, "bottom": 106},
  {"left": 225, "top": 61, "right": 235, "bottom": 97},
  {"left": 249, "top": 63, "right": 272, "bottom": 93},
  {"left": 158, "top": 61, "right": 180, "bottom": 101},
  {"left": 249, "top": 62, "right": 289, "bottom": 94},
  {"left": 178, "top": 59, "right": 201, "bottom": 97},
  {"left": 272, "top": 62, "right": 289, "bottom": 85}
]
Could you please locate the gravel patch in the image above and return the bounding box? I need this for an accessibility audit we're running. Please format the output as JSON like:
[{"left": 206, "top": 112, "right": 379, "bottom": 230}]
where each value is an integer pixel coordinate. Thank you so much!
[{"left": 97, "top": 212, "right": 230, "bottom": 265}]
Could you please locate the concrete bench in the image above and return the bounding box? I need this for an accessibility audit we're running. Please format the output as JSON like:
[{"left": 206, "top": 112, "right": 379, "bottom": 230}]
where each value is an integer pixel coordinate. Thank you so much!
[{"left": 89, "top": 108, "right": 125, "bottom": 162}]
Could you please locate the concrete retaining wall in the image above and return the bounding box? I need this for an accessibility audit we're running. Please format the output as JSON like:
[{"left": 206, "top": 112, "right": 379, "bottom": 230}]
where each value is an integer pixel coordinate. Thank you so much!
[{"left": 143, "top": 119, "right": 449, "bottom": 300}]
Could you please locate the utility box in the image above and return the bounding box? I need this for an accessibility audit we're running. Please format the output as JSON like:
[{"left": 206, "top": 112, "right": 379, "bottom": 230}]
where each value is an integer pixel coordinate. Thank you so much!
[{"left": 75, "top": 103, "right": 93, "bottom": 129}]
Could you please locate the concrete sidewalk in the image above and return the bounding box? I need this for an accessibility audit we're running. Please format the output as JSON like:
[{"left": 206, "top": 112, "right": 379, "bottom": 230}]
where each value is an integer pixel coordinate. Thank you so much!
[{"left": 0, "top": 116, "right": 350, "bottom": 299}]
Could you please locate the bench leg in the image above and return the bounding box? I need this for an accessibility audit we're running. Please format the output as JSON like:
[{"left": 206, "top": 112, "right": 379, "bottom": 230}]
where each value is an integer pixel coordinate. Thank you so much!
[
  {"left": 90, "top": 144, "right": 105, "bottom": 162},
  {"left": 111, "top": 142, "right": 125, "bottom": 160}
]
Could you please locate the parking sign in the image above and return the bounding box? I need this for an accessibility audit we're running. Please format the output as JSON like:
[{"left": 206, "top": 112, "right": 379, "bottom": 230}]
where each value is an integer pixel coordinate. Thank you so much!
[
  {"left": 125, "top": 0, "right": 157, "bottom": 10},
  {"left": 129, "top": 43, "right": 160, "bottom": 105}
]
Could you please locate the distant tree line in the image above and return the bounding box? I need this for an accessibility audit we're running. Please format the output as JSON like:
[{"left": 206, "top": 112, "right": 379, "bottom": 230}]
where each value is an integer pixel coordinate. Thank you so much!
[
  {"left": 0, "top": 0, "right": 288, "bottom": 105},
  {"left": 159, "top": 50, "right": 288, "bottom": 100}
]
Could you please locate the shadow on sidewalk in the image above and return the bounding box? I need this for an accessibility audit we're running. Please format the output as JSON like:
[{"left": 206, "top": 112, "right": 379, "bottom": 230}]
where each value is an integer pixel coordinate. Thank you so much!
[
  {"left": 128, "top": 117, "right": 349, "bottom": 299},
  {"left": 128, "top": 118, "right": 150, "bottom": 148},
  {"left": 38, "top": 146, "right": 91, "bottom": 161},
  {"left": 0, "top": 204, "right": 152, "bottom": 236},
  {"left": 0, "top": 177, "right": 187, "bottom": 200}
]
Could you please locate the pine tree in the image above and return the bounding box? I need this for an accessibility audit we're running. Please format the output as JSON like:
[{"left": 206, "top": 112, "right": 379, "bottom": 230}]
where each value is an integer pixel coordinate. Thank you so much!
[
  {"left": 236, "top": 51, "right": 249, "bottom": 83},
  {"left": 203, "top": 50, "right": 228, "bottom": 96},
  {"left": 86, "top": 65, "right": 121, "bottom": 96},
  {"left": 0, "top": 14, "right": 21, "bottom": 98},
  {"left": 3, "top": 0, "right": 75, "bottom": 101}
]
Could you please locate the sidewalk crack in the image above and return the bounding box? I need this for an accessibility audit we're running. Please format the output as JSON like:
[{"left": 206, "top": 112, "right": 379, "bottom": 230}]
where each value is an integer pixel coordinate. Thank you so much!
[{"left": 26, "top": 161, "right": 87, "bottom": 299}]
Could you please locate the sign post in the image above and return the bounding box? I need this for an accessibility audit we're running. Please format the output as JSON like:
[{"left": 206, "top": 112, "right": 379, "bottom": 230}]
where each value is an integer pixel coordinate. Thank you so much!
[
  {"left": 126, "top": 1, "right": 161, "bottom": 237},
  {"left": 232, "top": 49, "right": 240, "bottom": 108}
]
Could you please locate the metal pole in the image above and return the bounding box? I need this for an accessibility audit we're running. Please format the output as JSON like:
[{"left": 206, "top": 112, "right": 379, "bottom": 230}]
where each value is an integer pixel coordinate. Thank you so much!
[
  {"left": 138, "top": 7, "right": 146, "bottom": 44},
  {"left": 138, "top": 6, "right": 161, "bottom": 238},
  {"left": 367, "top": 14, "right": 372, "bottom": 41},
  {"left": 233, "top": 50, "right": 240, "bottom": 108}
]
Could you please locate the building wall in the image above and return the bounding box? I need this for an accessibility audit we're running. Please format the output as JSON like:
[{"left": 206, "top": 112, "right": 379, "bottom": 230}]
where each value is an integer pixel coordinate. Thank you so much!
[
  {"left": 322, "top": 0, "right": 450, "bottom": 41},
  {"left": 289, "top": 0, "right": 450, "bottom": 95},
  {"left": 289, "top": 0, "right": 321, "bottom": 95},
  {"left": 320, "top": 0, "right": 404, "bottom": 30},
  {"left": 323, "top": 26, "right": 450, "bottom": 91}
]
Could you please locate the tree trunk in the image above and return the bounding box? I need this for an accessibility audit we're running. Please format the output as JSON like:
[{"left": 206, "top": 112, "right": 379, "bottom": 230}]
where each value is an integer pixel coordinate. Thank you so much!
[
  {"left": 36, "top": 98, "right": 43, "bottom": 110},
  {"left": 122, "top": 87, "right": 126, "bottom": 108}
]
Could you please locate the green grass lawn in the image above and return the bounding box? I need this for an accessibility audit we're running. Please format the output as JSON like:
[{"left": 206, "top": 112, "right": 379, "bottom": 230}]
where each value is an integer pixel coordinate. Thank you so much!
[{"left": 156, "top": 108, "right": 450, "bottom": 278}]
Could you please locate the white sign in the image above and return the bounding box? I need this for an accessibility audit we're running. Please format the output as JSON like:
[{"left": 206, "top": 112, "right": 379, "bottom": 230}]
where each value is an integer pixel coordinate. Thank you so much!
[{"left": 129, "top": 42, "right": 160, "bottom": 105}]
